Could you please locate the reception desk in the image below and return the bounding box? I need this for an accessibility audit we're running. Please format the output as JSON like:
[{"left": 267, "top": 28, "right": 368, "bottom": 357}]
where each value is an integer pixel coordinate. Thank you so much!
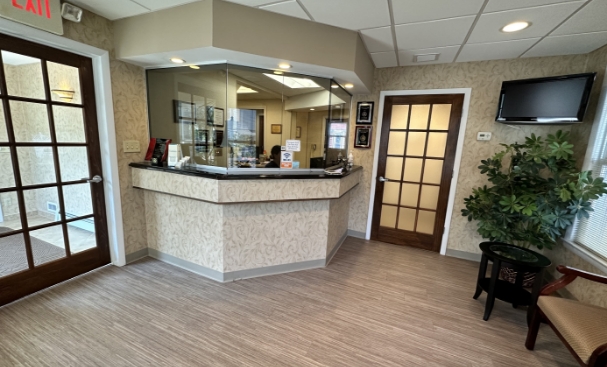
[{"left": 130, "top": 163, "right": 361, "bottom": 282}]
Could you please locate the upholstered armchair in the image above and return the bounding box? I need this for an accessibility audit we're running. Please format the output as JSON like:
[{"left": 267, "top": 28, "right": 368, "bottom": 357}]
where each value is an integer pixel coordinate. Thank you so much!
[{"left": 526, "top": 265, "right": 607, "bottom": 367}]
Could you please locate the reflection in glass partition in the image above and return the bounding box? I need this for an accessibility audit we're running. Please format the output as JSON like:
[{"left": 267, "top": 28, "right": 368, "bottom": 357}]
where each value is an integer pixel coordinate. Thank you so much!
[{"left": 146, "top": 63, "right": 351, "bottom": 172}]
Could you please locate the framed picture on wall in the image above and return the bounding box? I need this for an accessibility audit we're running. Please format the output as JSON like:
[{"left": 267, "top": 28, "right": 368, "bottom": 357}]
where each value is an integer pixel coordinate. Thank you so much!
[
  {"left": 174, "top": 100, "right": 195, "bottom": 124},
  {"left": 214, "top": 107, "right": 225, "bottom": 127},
  {"left": 354, "top": 126, "right": 372, "bottom": 149},
  {"left": 271, "top": 124, "right": 282, "bottom": 134},
  {"left": 356, "top": 101, "right": 374, "bottom": 124}
]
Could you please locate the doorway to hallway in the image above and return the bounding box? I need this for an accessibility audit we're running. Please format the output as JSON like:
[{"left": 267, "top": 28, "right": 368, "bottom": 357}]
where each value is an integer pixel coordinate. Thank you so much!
[
  {"left": 0, "top": 33, "right": 110, "bottom": 306},
  {"left": 371, "top": 94, "right": 464, "bottom": 252}
]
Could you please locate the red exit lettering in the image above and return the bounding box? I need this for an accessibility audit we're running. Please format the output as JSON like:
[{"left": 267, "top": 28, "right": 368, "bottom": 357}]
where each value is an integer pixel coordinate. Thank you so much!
[{"left": 12, "top": 0, "right": 51, "bottom": 19}]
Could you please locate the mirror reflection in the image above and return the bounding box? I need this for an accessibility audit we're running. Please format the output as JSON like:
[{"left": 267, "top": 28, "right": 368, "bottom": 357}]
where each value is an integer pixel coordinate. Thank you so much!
[{"left": 146, "top": 63, "right": 352, "bottom": 171}]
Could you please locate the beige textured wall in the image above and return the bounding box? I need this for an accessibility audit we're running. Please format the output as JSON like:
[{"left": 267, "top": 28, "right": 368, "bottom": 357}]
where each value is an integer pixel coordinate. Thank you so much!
[
  {"left": 545, "top": 44, "right": 607, "bottom": 307},
  {"left": 347, "top": 54, "right": 593, "bottom": 252},
  {"left": 61, "top": 12, "right": 150, "bottom": 255}
]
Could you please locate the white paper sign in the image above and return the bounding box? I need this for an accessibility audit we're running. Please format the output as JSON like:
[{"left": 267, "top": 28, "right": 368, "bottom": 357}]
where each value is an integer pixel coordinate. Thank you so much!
[
  {"left": 280, "top": 151, "right": 293, "bottom": 169},
  {"left": 285, "top": 140, "right": 301, "bottom": 152}
]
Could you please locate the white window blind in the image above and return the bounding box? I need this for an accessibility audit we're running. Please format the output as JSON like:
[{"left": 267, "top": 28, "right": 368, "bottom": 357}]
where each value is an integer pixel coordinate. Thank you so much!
[{"left": 572, "top": 85, "right": 607, "bottom": 260}]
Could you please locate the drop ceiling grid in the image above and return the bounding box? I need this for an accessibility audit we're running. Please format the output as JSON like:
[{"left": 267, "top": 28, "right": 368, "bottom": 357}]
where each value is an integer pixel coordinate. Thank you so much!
[{"left": 71, "top": 0, "right": 607, "bottom": 68}]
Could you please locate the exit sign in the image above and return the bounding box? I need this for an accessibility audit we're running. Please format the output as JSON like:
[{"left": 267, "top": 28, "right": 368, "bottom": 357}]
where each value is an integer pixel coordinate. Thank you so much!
[{"left": 0, "top": 0, "right": 63, "bottom": 35}]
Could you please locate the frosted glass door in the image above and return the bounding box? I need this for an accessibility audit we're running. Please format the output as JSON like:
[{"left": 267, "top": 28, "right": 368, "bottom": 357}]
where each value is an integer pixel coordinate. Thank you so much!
[{"left": 372, "top": 95, "right": 464, "bottom": 252}]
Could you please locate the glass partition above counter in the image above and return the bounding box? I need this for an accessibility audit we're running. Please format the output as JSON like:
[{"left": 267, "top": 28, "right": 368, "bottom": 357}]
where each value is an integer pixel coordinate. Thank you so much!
[{"left": 146, "top": 63, "right": 352, "bottom": 174}]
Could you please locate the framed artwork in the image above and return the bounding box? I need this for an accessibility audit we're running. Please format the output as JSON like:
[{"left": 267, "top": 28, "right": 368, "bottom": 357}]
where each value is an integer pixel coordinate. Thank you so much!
[
  {"left": 356, "top": 101, "right": 374, "bottom": 124},
  {"left": 354, "top": 126, "right": 372, "bottom": 149},
  {"left": 296, "top": 126, "right": 301, "bottom": 138},
  {"left": 174, "top": 100, "right": 195, "bottom": 124},
  {"left": 214, "top": 107, "right": 224, "bottom": 127},
  {"left": 271, "top": 124, "right": 282, "bottom": 134}
]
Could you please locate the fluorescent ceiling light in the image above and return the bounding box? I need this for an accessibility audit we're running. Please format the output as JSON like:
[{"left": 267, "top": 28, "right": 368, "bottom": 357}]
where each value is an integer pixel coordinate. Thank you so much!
[
  {"left": 264, "top": 74, "right": 321, "bottom": 89},
  {"left": 237, "top": 86, "right": 258, "bottom": 94},
  {"left": 170, "top": 57, "right": 185, "bottom": 64},
  {"left": 501, "top": 21, "right": 530, "bottom": 33}
]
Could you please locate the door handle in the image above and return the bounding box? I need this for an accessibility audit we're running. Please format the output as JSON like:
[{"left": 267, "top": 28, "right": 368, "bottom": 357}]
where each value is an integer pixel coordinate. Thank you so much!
[
  {"left": 378, "top": 176, "right": 390, "bottom": 182},
  {"left": 86, "top": 175, "right": 103, "bottom": 184}
]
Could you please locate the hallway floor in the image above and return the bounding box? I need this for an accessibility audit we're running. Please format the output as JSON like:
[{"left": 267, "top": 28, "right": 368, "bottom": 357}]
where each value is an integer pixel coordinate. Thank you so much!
[{"left": 0, "top": 237, "right": 576, "bottom": 366}]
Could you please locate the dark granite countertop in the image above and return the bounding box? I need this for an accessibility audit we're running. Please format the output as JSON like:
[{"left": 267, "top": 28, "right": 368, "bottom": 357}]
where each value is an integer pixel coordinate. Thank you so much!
[{"left": 129, "top": 162, "right": 362, "bottom": 180}]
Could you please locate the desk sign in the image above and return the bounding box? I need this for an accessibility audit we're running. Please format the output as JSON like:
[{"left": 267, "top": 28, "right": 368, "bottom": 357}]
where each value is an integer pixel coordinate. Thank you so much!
[
  {"left": 285, "top": 140, "right": 301, "bottom": 152},
  {"left": 0, "top": 0, "right": 63, "bottom": 35},
  {"left": 280, "top": 151, "right": 293, "bottom": 169}
]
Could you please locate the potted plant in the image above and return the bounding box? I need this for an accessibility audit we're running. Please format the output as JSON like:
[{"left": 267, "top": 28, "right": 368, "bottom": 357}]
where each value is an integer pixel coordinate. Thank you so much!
[{"left": 462, "top": 130, "right": 607, "bottom": 285}]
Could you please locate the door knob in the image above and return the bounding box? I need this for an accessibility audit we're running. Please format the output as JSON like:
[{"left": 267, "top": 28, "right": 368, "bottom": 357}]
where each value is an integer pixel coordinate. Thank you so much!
[
  {"left": 378, "top": 176, "right": 390, "bottom": 182},
  {"left": 86, "top": 175, "right": 103, "bottom": 183}
]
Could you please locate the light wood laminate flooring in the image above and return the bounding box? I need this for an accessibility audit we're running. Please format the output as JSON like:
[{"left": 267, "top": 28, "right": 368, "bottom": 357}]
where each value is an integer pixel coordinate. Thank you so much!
[{"left": 0, "top": 237, "right": 577, "bottom": 366}]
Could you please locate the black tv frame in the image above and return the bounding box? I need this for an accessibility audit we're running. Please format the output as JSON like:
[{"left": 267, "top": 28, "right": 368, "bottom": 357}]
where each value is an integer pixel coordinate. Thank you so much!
[{"left": 495, "top": 72, "right": 596, "bottom": 125}]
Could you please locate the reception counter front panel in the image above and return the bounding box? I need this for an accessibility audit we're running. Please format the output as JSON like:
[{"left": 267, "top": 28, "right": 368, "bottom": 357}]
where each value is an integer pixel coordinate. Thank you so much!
[{"left": 131, "top": 164, "right": 361, "bottom": 281}]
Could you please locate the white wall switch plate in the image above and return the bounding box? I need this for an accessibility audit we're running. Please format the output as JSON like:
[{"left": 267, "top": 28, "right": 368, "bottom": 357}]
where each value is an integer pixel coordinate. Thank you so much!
[
  {"left": 477, "top": 132, "right": 492, "bottom": 141},
  {"left": 123, "top": 140, "right": 140, "bottom": 153}
]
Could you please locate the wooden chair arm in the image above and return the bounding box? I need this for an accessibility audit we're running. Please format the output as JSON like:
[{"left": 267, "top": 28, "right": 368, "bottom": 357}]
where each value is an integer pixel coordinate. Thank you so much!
[
  {"left": 540, "top": 265, "right": 607, "bottom": 296},
  {"left": 557, "top": 265, "right": 607, "bottom": 285}
]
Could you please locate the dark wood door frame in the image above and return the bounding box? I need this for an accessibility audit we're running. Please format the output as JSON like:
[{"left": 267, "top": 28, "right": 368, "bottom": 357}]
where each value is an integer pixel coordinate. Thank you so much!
[
  {"left": 370, "top": 93, "right": 467, "bottom": 252},
  {"left": 0, "top": 33, "right": 111, "bottom": 306}
]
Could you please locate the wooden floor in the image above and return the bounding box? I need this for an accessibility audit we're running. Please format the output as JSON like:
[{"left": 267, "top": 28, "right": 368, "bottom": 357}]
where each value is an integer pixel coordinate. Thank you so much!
[{"left": 0, "top": 237, "right": 576, "bottom": 367}]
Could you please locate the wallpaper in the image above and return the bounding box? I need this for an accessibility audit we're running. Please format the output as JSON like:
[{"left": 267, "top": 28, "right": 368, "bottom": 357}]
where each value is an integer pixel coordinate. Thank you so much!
[
  {"left": 222, "top": 200, "right": 329, "bottom": 272},
  {"left": 348, "top": 54, "right": 591, "bottom": 253},
  {"left": 132, "top": 168, "right": 219, "bottom": 203},
  {"left": 61, "top": 12, "right": 150, "bottom": 255},
  {"left": 327, "top": 191, "right": 350, "bottom": 257},
  {"left": 144, "top": 191, "right": 223, "bottom": 271}
]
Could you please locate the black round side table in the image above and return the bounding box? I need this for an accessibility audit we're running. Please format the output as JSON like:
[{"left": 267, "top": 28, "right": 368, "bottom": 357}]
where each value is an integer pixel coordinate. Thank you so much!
[{"left": 473, "top": 242, "right": 551, "bottom": 321}]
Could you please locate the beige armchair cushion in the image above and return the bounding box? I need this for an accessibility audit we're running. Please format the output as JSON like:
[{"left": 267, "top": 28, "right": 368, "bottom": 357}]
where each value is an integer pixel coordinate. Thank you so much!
[{"left": 538, "top": 296, "right": 607, "bottom": 363}]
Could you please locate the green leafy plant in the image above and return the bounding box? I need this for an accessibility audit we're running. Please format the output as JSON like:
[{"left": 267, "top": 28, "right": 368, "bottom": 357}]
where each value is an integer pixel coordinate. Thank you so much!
[{"left": 462, "top": 130, "right": 607, "bottom": 250}]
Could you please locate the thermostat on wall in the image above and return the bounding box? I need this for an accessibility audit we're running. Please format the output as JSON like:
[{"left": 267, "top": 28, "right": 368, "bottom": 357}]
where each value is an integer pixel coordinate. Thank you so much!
[{"left": 477, "top": 132, "right": 492, "bottom": 141}]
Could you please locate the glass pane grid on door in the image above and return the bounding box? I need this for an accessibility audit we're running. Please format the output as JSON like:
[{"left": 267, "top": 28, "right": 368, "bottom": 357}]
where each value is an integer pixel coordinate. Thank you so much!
[
  {"left": 379, "top": 103, "right": 450, "bottom": 236},
  {"left": 0, "top": 48, "right": 97, "bottom": 277}
]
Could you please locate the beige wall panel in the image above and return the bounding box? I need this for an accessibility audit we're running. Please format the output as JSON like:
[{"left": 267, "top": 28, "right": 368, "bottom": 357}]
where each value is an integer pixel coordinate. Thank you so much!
[{"left": 114, "top": 1, "right": 213, "bottom": 59}]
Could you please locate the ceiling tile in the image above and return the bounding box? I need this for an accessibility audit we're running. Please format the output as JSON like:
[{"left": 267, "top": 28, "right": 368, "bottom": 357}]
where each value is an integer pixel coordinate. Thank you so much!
[
  {"left": 370, "top": 52, "right": 398, "bottom": 68},
  {"left": 551, "top": 0, "right": 607, "bottom": 35},
  {"left": 467, "top": 2, "right": 585, "bottom": 44},
  {"left": 395, "top": 16, "right": 475, "bottom": 50},
  {"left": 299, "top": 0, "right": 391, "bottom": 30},
  {"left": 224, "top": 0, "right": 280, "bottom": 6},
  {"left": 360, "top": 27, "right": 394, "bottom": 53},
  {"left": 134, "top": 0, "right": 201, "bottom": 11},
  {"left": 259, "top": 1, "right": 309, "bottom": 20},
  {"left": 398, "top": 45, "right": 460, "bottom": 66},
  {"left": 68, "top": 0, "right": 150, "bottom": 20},
  {"left": 392, "top": 0, "right": 484, "bottom": 24},
  {"left": 523, "top": 31, "right": 607, "bottom": 58},
  {"left": 484, "top": 0, "right": 586, "bottom": 13},
  {"left": 457, "top": 38, "right": 540, "bottom": 62}
]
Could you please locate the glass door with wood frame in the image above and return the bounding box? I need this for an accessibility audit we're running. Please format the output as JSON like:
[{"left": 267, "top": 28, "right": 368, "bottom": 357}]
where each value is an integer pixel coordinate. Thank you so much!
[{"left": 0, "top": 33, "right": 110, "bottom": 306}]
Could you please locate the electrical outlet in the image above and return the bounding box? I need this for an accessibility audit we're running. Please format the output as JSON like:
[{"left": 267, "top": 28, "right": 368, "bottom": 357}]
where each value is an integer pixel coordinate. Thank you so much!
[
  {"left": 477, "top": 132, "right": 492, "bottom": 141},
  {"left": 123, "top": 140, "right": 141, "bottom": 153}
]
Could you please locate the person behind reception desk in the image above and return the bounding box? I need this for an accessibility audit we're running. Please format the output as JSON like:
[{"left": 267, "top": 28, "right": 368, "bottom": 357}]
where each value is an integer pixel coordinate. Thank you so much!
[{"left": 265, "top": 145, "right": 281, "bottom": 168}]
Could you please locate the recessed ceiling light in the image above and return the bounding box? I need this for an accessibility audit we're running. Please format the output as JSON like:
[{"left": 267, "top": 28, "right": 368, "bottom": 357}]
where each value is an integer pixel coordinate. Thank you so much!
[
  {"left": 274, "top": 70, "right": 283, "bottom": 75},
  {"left": 331, "top": 84, "right": 339, "bottom": 89},
  {"left": 278, "top": 63, "right": 291, "bottom": 69},
  {"left": 501, "top": 21, "right": 530, "bottom": 33},
  {"left": 310, "top": 108, "right": 315, "bottom": 111},
  {"left": 170, "top": 58, "right": 185, "bottom": 64},
  {"left": 237, "top": 86, "right": 258, "bottom": 94},
  {"left": 264, "top": 74, "right": 320, "bottom": 89},
  {"left": 189, "top": 65, "right": 200, "bottom": 69},
  {"left": 344, "top": 83, "right": 354, "bottom": 89}
]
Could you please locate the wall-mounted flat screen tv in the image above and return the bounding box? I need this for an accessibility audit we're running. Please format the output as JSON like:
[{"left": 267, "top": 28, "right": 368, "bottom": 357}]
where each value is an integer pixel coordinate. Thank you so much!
[{"left": 496, "top": 73, "right": 596, "bottom": 124}]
